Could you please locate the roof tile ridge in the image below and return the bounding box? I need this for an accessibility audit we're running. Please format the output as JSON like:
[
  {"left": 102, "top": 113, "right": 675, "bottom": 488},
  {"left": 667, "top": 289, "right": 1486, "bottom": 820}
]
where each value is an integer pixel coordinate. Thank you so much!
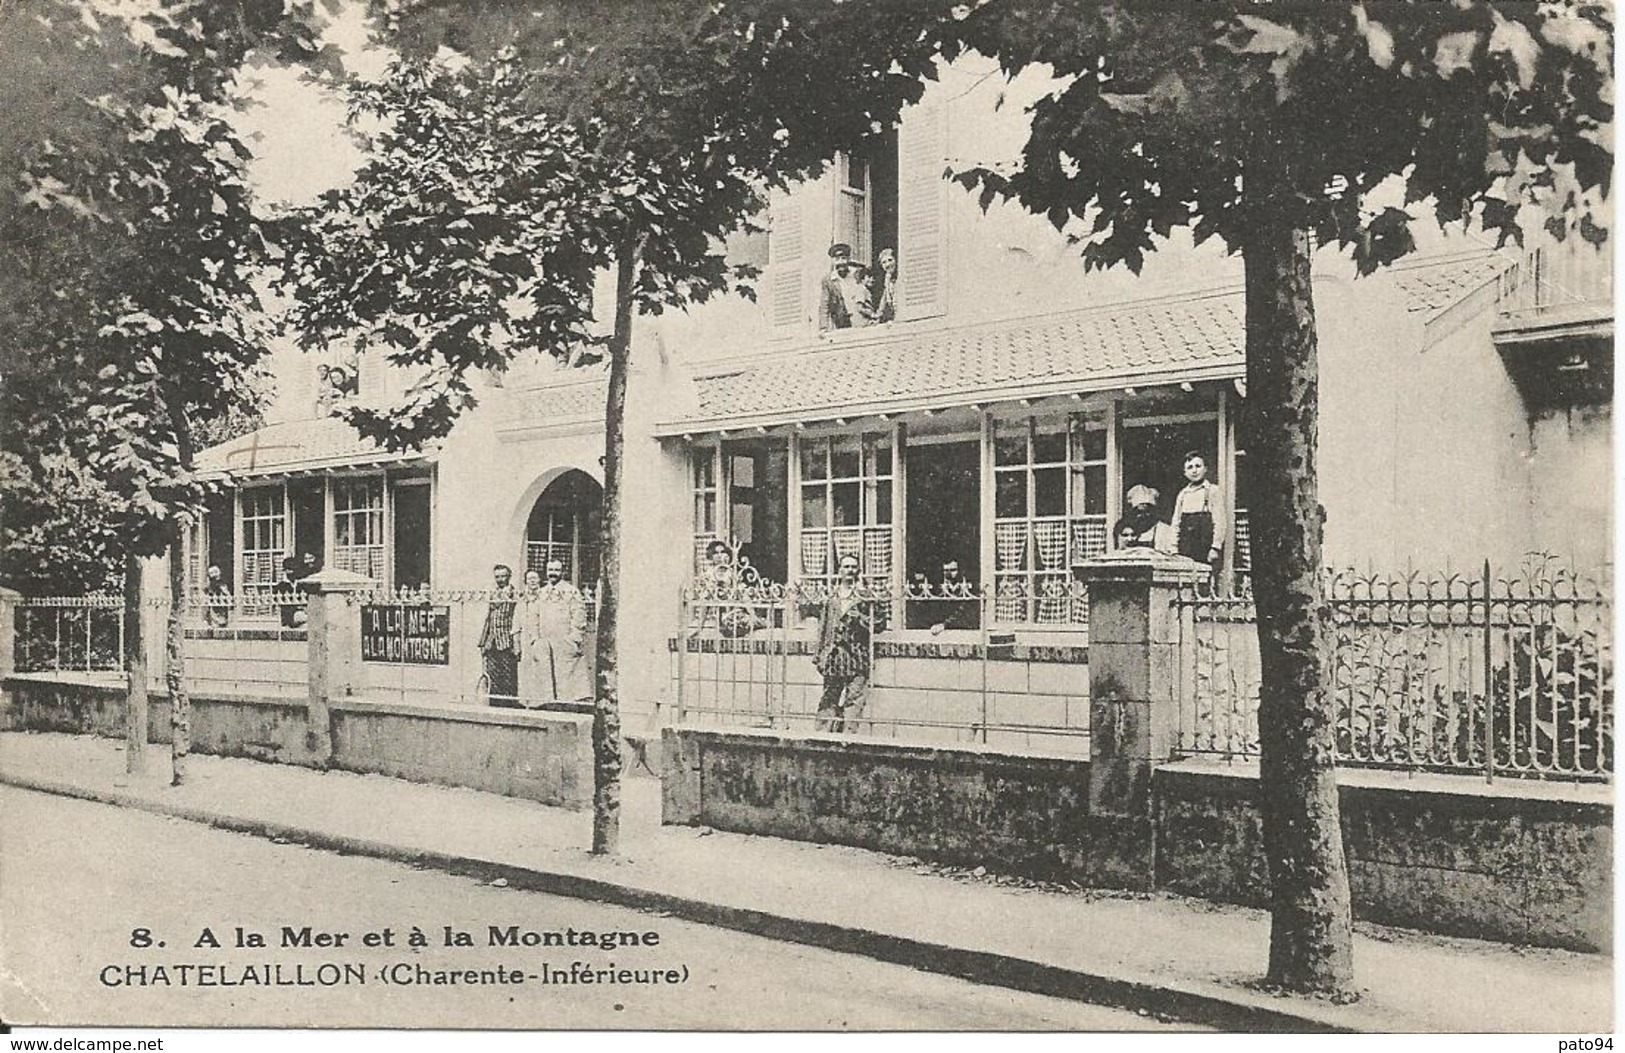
[
  {"left": 688, "top": 283, "right": 1250, "bottom": 379},
  {"left": 1386, "top": 247, "right": 1516, "bottom": 273}
]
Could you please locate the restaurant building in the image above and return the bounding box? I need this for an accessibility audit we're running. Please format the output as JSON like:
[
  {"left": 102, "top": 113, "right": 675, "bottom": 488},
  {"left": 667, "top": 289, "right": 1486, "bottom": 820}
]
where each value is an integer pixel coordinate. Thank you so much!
[{"left": 182, "top": 59, "right": 1611, "bottom": 736}]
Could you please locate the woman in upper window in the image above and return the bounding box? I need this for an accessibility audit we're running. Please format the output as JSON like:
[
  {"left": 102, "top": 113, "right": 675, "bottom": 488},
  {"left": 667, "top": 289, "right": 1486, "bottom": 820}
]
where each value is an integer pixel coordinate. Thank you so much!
[
  {"left": 1170, "top": 451, "right": 1225, "bottom": 575},
  {"left": 867, "top": 248, "right": 898, "bottom": 324}
]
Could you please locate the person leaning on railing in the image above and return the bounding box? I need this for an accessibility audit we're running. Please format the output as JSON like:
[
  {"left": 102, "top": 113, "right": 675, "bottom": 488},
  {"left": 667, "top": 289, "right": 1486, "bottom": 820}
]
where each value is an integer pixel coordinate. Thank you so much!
[
  {"left": 813, "top": 553, "right": 886, "bottom": 734},
  {"left": 203, "top": 565, "right": 233, "bottom": 627}
]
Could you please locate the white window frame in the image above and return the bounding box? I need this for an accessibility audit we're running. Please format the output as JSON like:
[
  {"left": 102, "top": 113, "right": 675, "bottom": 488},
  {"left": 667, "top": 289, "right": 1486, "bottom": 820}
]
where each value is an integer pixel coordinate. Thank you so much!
[
  {"left": 331, "top": 475, "right": 386, "bottom": 582},
  {"left": 797, "top": 431, "right": 894, "bottom": 591},
  {"left": 991, "top": 413, "right": 1108, "bottom": 627},
  {"left": 690, "top": 445, "right": 722, "bottom": 574},
  {"left": 835, "top": 153, "right": 872, "bottom": 264},
  {"left": 240, "top": 485, "right": 287, "bottom": 616}
]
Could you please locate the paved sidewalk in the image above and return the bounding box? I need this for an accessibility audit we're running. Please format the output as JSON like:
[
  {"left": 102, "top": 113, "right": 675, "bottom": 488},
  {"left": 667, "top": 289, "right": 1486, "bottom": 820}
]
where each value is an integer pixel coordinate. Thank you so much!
[{"left": 0, "top": 730, "right": 1611, "bottom": 1033}]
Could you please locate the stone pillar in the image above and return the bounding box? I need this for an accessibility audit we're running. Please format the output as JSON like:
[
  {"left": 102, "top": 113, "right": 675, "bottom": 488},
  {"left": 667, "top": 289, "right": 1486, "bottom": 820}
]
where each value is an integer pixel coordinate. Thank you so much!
[
  {"left": 1073, "top": 551, "right": 1208, "bottom": 887},
  {"left": 301, "top": 569, "right": 376, "bottom": 763},
  {"left": 0, "top": 586, "right": 19, "bottom": 681}
]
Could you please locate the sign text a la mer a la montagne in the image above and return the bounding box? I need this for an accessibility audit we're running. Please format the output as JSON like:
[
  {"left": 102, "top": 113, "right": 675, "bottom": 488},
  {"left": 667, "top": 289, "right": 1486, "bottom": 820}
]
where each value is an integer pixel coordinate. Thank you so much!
[{"left": 361, "top": 604, "right": 451, "bottom": 665}]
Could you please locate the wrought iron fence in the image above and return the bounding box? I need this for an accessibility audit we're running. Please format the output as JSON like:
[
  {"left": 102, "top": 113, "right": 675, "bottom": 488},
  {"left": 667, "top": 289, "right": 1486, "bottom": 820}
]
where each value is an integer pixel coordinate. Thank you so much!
[
  {"left": 673, "top": 576, "right": 1091, "bottom": 753},
  {"left": 14, "top": 596, "right": 126, "bottom": 674},
  {"left": 1174, "top": 558, "right": 1614, "bottom": 782},
  {"left": 10, "top": 586, "right": 601, "bottom": 711}
]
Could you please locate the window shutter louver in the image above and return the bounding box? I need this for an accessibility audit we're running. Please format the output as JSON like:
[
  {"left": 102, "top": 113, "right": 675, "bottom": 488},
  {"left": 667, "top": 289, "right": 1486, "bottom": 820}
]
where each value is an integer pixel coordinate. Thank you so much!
[
  {"left": 898, "top": 103, "right": 948, "bottom": 321},
  {"left": 359, "top": 347, "right": 387, "bottom": 399},
  {"left": 768, "top": 192, "right": 806, "bottom": 332}
]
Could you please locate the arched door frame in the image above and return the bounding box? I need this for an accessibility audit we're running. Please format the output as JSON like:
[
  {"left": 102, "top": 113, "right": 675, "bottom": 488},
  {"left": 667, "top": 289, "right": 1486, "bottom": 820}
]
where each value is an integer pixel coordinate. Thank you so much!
[{"left": 510, "top": 465, "right": 605, "bottom": 589}]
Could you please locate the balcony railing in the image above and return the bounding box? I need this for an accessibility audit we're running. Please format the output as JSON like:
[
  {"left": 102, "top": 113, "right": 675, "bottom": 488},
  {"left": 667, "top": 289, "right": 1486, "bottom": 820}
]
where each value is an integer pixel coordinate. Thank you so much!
[{"left": 1496, "top": 242, "right": 1613, "bottom": 325}]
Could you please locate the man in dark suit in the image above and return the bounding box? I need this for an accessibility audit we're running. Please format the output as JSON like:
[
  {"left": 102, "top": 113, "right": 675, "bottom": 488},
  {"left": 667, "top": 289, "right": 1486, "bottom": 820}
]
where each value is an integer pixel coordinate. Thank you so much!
[{"left": 478, "top": 564, "right": 520, "bottom": 707}]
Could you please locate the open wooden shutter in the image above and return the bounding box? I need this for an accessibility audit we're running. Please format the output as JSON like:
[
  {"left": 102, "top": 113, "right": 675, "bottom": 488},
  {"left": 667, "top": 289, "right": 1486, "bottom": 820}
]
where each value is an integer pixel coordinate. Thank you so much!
[
  {"left": 767, "top": 190, "right": 806, "bottom": 333},
  {"left": 897, "top": 102, "right": 947, "bottom": 321},
  {"left": 359, "top": 347, "right": 388, "bottom": 399}
]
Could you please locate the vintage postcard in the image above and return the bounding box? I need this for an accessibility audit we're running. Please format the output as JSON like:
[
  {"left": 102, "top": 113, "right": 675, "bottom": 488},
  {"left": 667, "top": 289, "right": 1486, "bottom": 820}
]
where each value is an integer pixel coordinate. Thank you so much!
[{"left": 0, "top": 0, "right": 1613, "bottom": 1038}]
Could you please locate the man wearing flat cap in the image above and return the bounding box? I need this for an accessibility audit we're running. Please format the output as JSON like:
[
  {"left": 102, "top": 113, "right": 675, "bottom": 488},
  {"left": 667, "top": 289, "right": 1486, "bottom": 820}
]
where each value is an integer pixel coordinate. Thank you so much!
[{"left": 819, "top": 242, "right": 855, "bottom": 331}]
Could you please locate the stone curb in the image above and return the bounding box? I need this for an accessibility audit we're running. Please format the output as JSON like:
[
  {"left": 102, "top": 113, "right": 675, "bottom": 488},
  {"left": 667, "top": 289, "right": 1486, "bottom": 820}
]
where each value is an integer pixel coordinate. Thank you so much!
[{"left": 1, "top": 771, "right": 1357, "bottom": 1034}]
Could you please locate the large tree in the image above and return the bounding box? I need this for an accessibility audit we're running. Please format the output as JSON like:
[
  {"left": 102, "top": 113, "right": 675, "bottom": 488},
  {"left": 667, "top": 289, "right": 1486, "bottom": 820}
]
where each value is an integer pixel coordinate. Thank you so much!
[
  {"left": 0, "top": 0, "right": 330, "bottom": 780},
  {"left": 945, "top": 0, "right": 1610, "bottom": 994},
  {"left": 285, "top": 0, "right": 962, "bottom": 852},
  {"left": 282, "top": 0, "right": 1608, "bottom": 991}
]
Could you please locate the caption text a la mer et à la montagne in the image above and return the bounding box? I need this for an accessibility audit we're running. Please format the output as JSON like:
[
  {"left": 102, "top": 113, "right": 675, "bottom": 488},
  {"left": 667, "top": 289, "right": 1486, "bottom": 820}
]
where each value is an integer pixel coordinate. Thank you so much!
[
  {"left": 102, "top": 924, "right": 686, "bottom": 989},
  {"left": 130, "top": 924, "right": 663, "bottom": 951}
]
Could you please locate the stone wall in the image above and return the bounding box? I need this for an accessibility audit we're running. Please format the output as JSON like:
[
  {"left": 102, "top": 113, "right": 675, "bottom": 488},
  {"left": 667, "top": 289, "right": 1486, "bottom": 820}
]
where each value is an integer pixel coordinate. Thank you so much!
[
  {"left": 1156, "top": 762, "right": 1613, "bottom": 953},
  {"left": 662, "top": 726, "right": 1120, "bottom": 881},
  {"left": 3, "top": 675, "right": 592, "bottom": 809},
  {"left": 663, "top": 726, "right": 1612, "bottom": 951},
  {"left": 331, "top": 698, "right": 592, "bottom": 807}
]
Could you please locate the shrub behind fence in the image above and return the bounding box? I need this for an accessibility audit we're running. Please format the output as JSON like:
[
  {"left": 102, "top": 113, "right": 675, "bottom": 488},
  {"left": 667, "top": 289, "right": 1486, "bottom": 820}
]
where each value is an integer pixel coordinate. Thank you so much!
[{"left": 1174, "top": 558, "right": 1614, "bottom": 782}]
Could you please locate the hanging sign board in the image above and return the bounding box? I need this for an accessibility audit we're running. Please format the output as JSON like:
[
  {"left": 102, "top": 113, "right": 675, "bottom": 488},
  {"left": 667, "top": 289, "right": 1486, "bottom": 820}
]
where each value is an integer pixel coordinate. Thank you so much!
[{"left": 360, "top": 604, "right": 451, "bottom": 665}]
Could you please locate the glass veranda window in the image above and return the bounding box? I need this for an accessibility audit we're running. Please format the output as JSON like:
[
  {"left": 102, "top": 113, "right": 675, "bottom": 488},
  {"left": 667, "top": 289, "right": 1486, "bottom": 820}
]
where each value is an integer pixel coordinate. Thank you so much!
[
  {"left": 240, "top": 486, "right": 286, "bottom": 615},
  {"left": 992, "top": 416, "right": 1107, "bottom": 625},
  {"left": 799, "top": 434, "right": 893, "bottom": 591},
  {"left": 690, "top": 447, "right": 720, "bottom": 573},
  {"left": 332, "top": 478, "right": 385, "bottom": 581}
]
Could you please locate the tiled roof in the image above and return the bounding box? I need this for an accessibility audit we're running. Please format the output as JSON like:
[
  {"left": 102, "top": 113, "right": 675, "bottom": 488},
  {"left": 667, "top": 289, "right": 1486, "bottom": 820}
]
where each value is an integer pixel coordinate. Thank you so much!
[
  {"left": 496, "top": 373, "right": 608, "bottom": 430},
  {"left": 660, "top": 290, "right": 1247, "bottom": 432},
  {"left": 661, "top": 251, "right": 1514, "bottom": 433},
  {"left": 1390, "top": 251, "right": 1512, "bottom": 321},
  {"left": 196, "top": 417, "right": 435, "bottom": 479}
]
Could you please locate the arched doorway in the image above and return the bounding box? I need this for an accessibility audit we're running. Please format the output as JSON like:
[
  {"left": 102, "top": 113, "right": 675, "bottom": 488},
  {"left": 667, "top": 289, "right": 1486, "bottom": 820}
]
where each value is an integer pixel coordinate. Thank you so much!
[{"left": 524, "top": 469, "right": 603, "bottom": 589}]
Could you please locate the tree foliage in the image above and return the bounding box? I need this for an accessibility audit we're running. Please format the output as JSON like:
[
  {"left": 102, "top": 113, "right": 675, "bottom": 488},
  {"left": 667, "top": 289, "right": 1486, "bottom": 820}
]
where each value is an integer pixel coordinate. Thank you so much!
[
  {"left": 0, "top": 0, "right": 328, "bottom": 589},
  {"left": 937, "top": 0, "right": 1612, "bottom": 995},
  {"left": 279, "top": 50, "right": 773, "bottom": 448},
  {"left": 949, "top": 2, "right": 1611, "bottom": 272},
  {"left": 279, "top": 0, "right": 965, "bottom": 446}
]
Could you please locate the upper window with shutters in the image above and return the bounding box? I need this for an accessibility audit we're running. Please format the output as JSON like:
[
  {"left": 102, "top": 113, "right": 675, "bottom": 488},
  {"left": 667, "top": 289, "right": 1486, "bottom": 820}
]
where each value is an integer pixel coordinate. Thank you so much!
[{"left": 765, "top": 103, "right": 947, "bottom": 338}]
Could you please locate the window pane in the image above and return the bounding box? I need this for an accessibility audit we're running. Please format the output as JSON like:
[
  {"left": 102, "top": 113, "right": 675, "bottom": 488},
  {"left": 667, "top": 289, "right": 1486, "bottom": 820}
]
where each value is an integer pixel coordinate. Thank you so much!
[
  {"left": 995, "top": 471, "right": 1026, "bottom": 519},
  {"left": 802, "top": 485, "right": 827, "bottom": 529},
  {"left": 832, "top": 481, "right": 861, "bottom": 526},
  {"left": 1033, "top": 430, "right": 1067, "bottom": 465},
  {"left": 801, "top": 440, "right": 828, "bottom": 481},
  {"left": 831, "top": 440, "right": 861, "bottom": 480},
  {"left": 693, "top": 452, "right": 714, "bottom": 489},
  {"left": 730, "top": 455, "right": 755, "bottom": 489},
  {"left": 871, "top": 480, "right": 892, "bottom": 525},
  {"left": 1083, "top": 466, "right": 1107, "bottom": 515},
  {"left": 994, "top": 430, "right": 1027, "bottom": 467},
  {"left": 866, "top": 436, "right": 892, "bottom": 478},
  {"left": 1075, "top": 425, "right": 1107, "bottom": 462},
  {"left": 1034, "top": 467, "right": 1066, "bottom": 517},
  {"left": 846, "top": 156, "right": 868, "bottom": 191},
  {"left": 694, "top": 494, "right": 715, "bottom": 534}
]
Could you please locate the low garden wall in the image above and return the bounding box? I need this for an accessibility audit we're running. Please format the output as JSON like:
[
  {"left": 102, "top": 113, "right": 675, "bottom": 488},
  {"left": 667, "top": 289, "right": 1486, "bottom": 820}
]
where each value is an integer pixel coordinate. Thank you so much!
[
  {"left": 661, "top": 726, "right": 1141, "bottom": 883},
  {"left": 1156, "top": 760, "right": 1612, "bottom": 953},
  {"left": 662, "top": 725, "right": 1612, "bottom": 952},
  {"left": 2, "top": 673, "right": 592, "bottom": 809}
]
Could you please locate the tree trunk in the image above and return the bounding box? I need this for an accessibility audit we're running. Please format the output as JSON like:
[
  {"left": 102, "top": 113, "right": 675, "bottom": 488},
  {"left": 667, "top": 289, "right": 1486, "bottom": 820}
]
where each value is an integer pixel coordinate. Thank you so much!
[
  {"left": 591, "top": 246, "right": 637, "bottom": 855},
  {"left": 1243, "top": 155, "right": 1355, "bottom": 997},
  {"left": 164, "top": 397, "right": 196, "bottom": 787},
  {"left": 164, "top": 516, "right": 190, "bottom": 786},
  {"left": 123, "top": 552, "right": 148, "bottom": 775}
]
